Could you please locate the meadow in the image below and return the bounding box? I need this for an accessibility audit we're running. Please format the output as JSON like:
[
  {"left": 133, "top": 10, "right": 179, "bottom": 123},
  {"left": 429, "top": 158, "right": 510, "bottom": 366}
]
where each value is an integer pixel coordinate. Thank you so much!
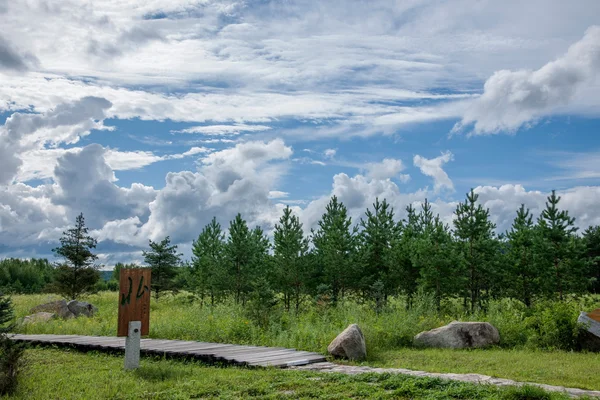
[{"left": 9, "top": 291, "right": 600, "bottom": 393}]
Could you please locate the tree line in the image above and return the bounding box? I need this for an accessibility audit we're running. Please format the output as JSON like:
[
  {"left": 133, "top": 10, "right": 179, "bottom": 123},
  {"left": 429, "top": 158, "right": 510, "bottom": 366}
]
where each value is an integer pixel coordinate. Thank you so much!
[{"left": 1, "top": 189, "right": 599, "bottom": 311}]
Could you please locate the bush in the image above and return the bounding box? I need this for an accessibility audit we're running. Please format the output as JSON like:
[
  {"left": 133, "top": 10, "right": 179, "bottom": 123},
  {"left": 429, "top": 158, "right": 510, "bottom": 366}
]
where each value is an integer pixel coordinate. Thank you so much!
[{"left": 0, "top": 292, "right": 25, "bottom": 395}]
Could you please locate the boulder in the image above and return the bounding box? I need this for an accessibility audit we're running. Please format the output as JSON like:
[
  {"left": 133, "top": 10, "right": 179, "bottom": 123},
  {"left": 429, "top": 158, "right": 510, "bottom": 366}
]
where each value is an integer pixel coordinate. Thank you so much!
[
  {"left": 578, "top": 311, "right": 600, "bottom": 352},
  {"left": 30, "top": 300, "right": 74, "bottom": 319},
  {"left": 67, "top": 300, "right": 98, "bottom": 317},
  {"left": 414, "top": 321, "right": 500, "bottom": 349},
  {"left": 22, "top": 312, "right": 55, "bottom": 325},
  {"left": 328, "top": 324, "right": 367, "bottom": 361}
]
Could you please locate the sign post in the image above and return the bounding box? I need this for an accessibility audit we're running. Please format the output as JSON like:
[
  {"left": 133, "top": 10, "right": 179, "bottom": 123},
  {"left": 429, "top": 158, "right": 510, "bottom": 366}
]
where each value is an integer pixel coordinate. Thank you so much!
[{"left": 118, "top": 268, "right": 151, "bottom": 370}]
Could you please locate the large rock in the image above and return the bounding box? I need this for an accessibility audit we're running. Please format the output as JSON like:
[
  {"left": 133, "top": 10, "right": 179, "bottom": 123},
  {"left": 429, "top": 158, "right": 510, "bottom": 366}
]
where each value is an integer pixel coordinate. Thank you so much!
[
  {"left": 578, "top": 311, "right": 600, "bottom": 352},
  {"left": 30, "top": 300, "right": 74, "bottom": 319},
  {"left": 67, "top": 300, "right": 98, "bottom": 317},
  {"left": 328, "top": 324, "right": 367, "bottom": 361},
  {"left": 414, "top": 321, "right": 500, "bottom": 349},
  {"left": 22, "top": 312, "right": 55, "bottom": 325}
]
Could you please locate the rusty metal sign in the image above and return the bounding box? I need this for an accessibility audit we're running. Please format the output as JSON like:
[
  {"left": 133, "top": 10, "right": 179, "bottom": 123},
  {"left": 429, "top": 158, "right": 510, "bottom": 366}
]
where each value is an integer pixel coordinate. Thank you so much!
[{"left": 117, "top": 268, "right": 151, "bottom": 337}]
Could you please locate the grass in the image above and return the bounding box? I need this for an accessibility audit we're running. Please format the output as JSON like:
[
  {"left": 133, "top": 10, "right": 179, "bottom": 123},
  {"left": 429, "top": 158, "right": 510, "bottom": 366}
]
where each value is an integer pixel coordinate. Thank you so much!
[
  {"left": 370, "top": 348, "right": 600, "bottom": 391},
  {"left": 10, "top": 292, "right": 600, "bottom": 393},
  {"left": 2, "top": 348, "right": 573, "bottom": 400}
]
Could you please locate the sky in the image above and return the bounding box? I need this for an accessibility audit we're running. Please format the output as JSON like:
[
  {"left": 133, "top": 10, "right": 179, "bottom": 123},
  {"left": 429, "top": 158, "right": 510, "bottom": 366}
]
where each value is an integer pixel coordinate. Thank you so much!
[{"left": 0, "top": 0, "right": 599, "bottom": 267}]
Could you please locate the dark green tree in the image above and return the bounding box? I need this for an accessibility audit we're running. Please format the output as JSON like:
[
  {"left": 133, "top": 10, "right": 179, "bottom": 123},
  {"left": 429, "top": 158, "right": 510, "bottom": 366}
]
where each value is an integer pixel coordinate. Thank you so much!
[
  {"left": 274, "top": 206, "right": 310, "bottom": 312},
  {"left": 505, "top": 205, "right": 540, "bottom": 306},
  {"left": 389, "top": 204, "right": 420, "bottom": 307},
  {"left": 0, "top": 293, "right": 25, "bottom": 395},
  {"left": 312, "top": 196, "right": 358, "bottom": 303},
  {"left": 143, "top": 236, "right": 182, "bottom": 299},
  {"left": 51, "top": 213, "right": 100, "bottom": 300},
  {"left": 536, "top": 190, "right": 582, "bottom": 300},
  {"left": 357, "top": 198, "right": 400, "bottom": 301},
  {"left": 584, "top": 225, "right": 600, "bottom": 293},
  {"left": 192, "top": 217, "right": 227, "bottom": 306},
  {"left": 453, "top": 189, "right": 497, "bottom": 312}
]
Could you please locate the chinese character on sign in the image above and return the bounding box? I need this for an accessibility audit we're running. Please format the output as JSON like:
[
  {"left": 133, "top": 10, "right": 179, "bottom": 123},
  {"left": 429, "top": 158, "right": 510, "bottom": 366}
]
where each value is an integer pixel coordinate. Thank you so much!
[{"left": 117, "top": 269, "right": 151, "bottom": 337}]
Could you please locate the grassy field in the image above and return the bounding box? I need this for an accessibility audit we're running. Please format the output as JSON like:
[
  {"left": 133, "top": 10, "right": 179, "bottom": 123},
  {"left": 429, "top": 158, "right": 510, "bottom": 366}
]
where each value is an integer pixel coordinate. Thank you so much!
[
  {"left": 9, "top": 291, "right": 600, "bottom": 393},
  {"left": 2, "top": 348, "right": 572, "bottom": 400}
]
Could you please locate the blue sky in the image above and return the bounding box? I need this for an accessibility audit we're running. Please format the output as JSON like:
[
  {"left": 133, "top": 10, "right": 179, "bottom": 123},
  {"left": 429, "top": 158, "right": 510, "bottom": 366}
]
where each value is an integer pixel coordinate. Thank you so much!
[{"left": 0, "top": 0, "right": 599, "bottom": 266}]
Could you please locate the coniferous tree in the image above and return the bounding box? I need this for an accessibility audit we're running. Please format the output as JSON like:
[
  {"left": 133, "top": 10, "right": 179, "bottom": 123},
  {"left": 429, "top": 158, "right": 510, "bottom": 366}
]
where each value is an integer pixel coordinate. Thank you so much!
[
  {"left": 536, "top": 190, "right": 582, "bottom": 300},
  {"left": 143, "top": 236, "right": 182, "bottom": 299},
  {"left": 584, "top": 225, "right": 600, "bottom": 293},
  {"left": 192, "top": 217, "right": 226, "bottom": 306},
  {"left": 505, "top": 205, "right": 540, "bottom": 306},
  {"left": 389, "top": 204, "right": 420, "bottom": 306},
  {"left": 274, "top": 206, "right": 310, "bottom": 312},
  {"left": 51, "top": 213, "right": 100, "bottom": 300},
  {"left": 453, "top": 189, "right": 497, "bottom": 312},
  {"left": 357, "top": 198, "right": 400, "bottom": 301},
  {"left": 312, "top": 196, "right": 357, "bottom": 304},
  {"left": 413, "top": 208, "right": 460, "bottom": 310},
  {"left": 0, "top": 293, "right": 24, "bottom": 395}
]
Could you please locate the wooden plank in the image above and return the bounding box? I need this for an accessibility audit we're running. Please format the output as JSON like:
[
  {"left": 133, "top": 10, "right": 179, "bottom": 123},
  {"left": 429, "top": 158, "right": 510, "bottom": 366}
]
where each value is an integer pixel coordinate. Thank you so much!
[
  {"left": 219, "top": 350, "right": 300, "bottom": 364},
  {"left": 118, "top": 268, "right": 151, "bottom": 336},
  {"left": 250, "top": 354, "right": 327, "bottom": 367},
  {"left": 588, "top": 308, "right": 600, "bottom": 323}
]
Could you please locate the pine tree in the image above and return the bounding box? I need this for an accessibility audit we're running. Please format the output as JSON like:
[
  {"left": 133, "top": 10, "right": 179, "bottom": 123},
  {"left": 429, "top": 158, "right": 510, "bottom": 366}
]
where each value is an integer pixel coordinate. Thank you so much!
[
  {"left": 192, "top": 217, "right": 226, "bottom": 306},
  {"left": 453, "top": 189, "right": 496, "bottom": 312},
  {"left": 0, "top": 293, "right": 24, "bottom": 395},
  {"left": 536, "top": 190, "right": 581, "bottom": 300},
  {"left": 143, "top": 236, "right": 182, "bottom": 300},
  {"left": 357, "top": 198, "right": 400, "bottom": 301},
  {"left": 584, "top": 225, "right": 600, "bottom": 293},
  {"left": 389, "top": 204, "right": 420, "bottom": 307},
  {"left": 274, "top": 206, "right": 310, "bottom": 312},
  {"left": 505, "top": 205, "right": 540, "bottom": 306},
  {"left": 51, "top": 213, "right": 100, "bottom": 300},
  {"left": 312, "top": 196, "right": 357, "bottom": 304}
]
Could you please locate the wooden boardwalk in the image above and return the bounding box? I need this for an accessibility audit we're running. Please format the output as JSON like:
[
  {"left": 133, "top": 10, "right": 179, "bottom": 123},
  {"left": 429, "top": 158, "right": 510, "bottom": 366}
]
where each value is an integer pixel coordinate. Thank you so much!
[{"left": 11, "top": 334, "right": 327, "bottom": 368}]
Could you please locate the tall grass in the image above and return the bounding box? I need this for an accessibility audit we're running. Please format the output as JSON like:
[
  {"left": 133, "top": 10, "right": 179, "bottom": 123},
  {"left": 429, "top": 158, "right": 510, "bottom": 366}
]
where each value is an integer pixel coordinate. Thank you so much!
[{"left": 11, "top": 291, "right": 600, "bottom": 356}]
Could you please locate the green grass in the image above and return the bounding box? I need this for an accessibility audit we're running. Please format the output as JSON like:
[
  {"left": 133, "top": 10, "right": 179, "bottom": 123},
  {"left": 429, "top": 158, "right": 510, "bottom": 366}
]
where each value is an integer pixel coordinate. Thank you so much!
[
  {"left": 10, "top": 292, "right": 600, "bottom": 393},
  {"left": 370, "top": 348, "right": 600, "bottom": 391},
  {"left": 3, "top": 348, "right": 572, "bottom": 400}
]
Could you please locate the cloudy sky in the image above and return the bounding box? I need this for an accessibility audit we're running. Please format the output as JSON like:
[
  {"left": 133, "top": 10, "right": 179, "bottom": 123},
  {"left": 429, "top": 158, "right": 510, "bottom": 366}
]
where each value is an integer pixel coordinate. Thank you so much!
[{"left": 1, "top": 0, "right": 599, "bottom": 267}]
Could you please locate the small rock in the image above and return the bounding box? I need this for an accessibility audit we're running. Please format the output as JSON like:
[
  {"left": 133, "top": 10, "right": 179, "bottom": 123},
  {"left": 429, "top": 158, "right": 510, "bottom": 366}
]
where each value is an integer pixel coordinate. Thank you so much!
[
  {"left": 22, "top": 312, "right": 55, "bottom": 325},
  {"left": 414, "top": 321, "right": 500, "bottom": 349},
  {"left": 67, "top": 300, "right": 98, "bottom": 317},
  {"left": 30, "top": 300, "right": 74, "bottom": 319},
  {"left": 328, "top": 324, "right": 367, "bottom": 361}
]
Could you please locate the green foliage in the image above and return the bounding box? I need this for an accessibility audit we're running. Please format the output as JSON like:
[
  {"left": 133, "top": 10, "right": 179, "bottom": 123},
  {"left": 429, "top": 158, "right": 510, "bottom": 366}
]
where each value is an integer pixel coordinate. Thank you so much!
[
  {"left": 273, "top": 205, "right": 310, "bottom": 312},
  {"left": 0, "top": 292, "right": 25, "bottom": 395},
  {"left": 0, "top": 258, "right": 54, "bottom": 294},
  {"left": 245, "top": 277, "right": 279, "bottom": 328},
  {"left": 143, "top": 236, "right": 182, "bottom": 299},
  {"left": 191, "top": 217, "right": 227, "bottom": 306},
  {"left": 584, "top": 225, "right": 600, "bottom": 293},
  {"left": 51, "top": 213, "right": 100, "bottom": 300},
  {"left": 312, "top": 195, "right": 358, "bottom": 303}
]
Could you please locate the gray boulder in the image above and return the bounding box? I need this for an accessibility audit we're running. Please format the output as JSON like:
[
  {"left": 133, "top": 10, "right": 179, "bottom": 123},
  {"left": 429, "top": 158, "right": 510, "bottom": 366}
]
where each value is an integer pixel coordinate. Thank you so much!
[
  {"left": 30, "top": 300, "right": 74, "bottom": 319},
  {"left": 578, "top": 312, "right": 600, "bottom": 352},
  {"left": 328, "top": 324, "right": 367, "bottom": 361},
  {"left": 22, "top": 312, "right": 55, "bottom": 325},
  {"left": 414, "top": 321, "right": 500, "bottom": 349},
  {"left": 67, "top": 300, "right": 98, "bottom": 317}
]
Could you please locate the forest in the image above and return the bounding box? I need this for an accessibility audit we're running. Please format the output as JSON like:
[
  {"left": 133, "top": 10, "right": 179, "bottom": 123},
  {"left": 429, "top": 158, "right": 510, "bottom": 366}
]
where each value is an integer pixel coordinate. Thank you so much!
[{"left": 1, "top": 188, "right": 599, "bottom": 314}]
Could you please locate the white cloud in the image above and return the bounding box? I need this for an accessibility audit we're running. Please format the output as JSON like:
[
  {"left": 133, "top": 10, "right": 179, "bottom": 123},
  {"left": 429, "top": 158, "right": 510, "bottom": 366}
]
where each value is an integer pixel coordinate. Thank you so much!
[
  {"left": 173, "top": 124, "right": 272, "bottom": 135},
  {"left": 268, "top": 191, "right": 289, "bottom": 199},
  {"left": 365, "top": 158, "right": 409, "bottom": 181},
  {"left": 454, "top": 26, "right": 600, "bottom": 135},
  {"left": 324, "top": 148, "right": 337, "bottom": 158},
  {"left": 413, "top": 151, "right": 455, "bottom": 193}
]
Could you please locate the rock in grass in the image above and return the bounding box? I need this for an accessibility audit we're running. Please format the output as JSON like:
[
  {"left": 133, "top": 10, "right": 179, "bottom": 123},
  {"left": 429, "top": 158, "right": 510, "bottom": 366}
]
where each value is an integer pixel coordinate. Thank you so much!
[
  {"left": 414, "top": 321, "right": 500, "bottom": 349},
  {"left": 67, "top": 300, "right": 98, "bottom": 317},
  {"left": 578, "top": 311, "right": 600, "bottom": 352},
  {"left": 328, "top": 324, "right": 367, "bottom": 361},
  {"left": 22, "top": 312, "right": 55, "bottom": 325},
  {"left": 30, "top": 300, "right": 74, "bottom": 319}
]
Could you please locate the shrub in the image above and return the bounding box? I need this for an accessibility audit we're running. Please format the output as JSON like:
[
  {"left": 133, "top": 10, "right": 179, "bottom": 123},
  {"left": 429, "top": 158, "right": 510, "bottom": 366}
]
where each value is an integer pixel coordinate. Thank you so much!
[{"left": 0, "top": 292, "right": 25, "bottom": 395}]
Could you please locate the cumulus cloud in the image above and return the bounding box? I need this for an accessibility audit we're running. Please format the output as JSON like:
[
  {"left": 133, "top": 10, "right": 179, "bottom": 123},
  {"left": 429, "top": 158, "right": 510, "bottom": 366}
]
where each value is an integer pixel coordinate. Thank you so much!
[
  {"left": 365, "top": 158, "right": 410, "bottom": 182},
  {"left": 324, "top": 149, "right": 337, "bottom": 158},
  {"left": 0, "top": 34, "right": 38, "bottom": 71},
  {"left": 455, "top": 26, "right": 600, "bottom": 135},
  {"left": 413, "top": 151, "right": 455, "bottom": 193}
]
